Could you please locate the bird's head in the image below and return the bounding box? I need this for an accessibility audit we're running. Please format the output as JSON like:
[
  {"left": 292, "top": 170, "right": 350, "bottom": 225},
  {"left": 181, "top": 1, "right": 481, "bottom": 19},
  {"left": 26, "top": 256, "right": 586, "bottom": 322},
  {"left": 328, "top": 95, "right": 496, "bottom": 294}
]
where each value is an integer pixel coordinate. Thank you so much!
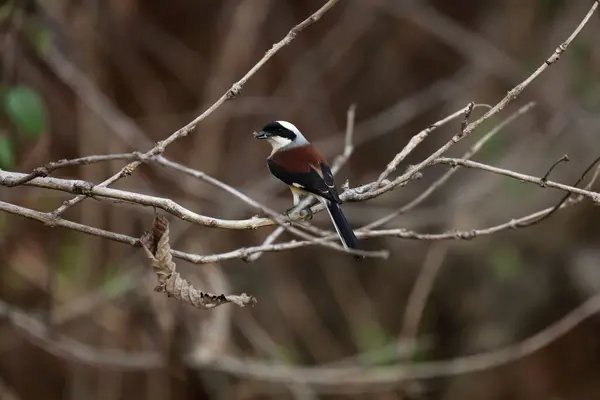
[{"left": 254, "top": 120, "right": 308, "bottom": 152}]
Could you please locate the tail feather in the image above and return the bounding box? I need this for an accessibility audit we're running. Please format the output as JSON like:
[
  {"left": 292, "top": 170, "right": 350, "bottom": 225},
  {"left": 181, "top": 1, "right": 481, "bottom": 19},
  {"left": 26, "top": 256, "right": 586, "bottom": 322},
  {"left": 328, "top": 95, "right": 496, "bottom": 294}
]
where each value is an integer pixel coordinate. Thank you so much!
[{"left": 319, "top": 198, "right": 361, "bottom": 258}]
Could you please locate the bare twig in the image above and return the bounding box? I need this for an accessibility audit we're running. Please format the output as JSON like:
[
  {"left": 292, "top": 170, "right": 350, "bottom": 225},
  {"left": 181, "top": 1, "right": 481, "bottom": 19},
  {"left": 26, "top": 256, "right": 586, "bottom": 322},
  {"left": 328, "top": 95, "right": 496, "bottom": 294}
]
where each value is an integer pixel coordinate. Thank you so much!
[
  {"left": 513, "top": 154, "right": 600, "bottom": 228},
  {"left": 0, "top": 153, "right": 138, "bottom": 187},
  {"left": 0, "top": 199, "right": 385, "bottom": 264},
  {"left": 207, "top": 154, "right": 600, "bottom": 254},
  {"left": 1, "top": 146, "right": 598, "bottom": 263},
  {"left": 365, "top": 101, "right": 536, "bottom": 229},
  {"left": 434, "top": 158, "right": 600, "bottom": 202},
  {"left": 460, "top": 101, "right": 475, "bottom": 133},
  {"left": 1, "top": 170, "right": 388, "bottom": 258},
  {"left": 1, "top": 146, "right": 598, "bottom": 260},
  {"left": 362, "top": 1, "right": 597, "bottom": 201},
  {"left": 331, "top": 103, "right": 357, "bottom": 173},
  {"left": 6, "top": 152, "right": 327, "bottom": 238},
  {"left": 396, "top": 242, "right": 448, "bottom": 398},
  {"left": 4, "top": 153, "right": 126, "bottom": 187},
  {"left": 364, "top": 153, "right": 600, "bottom": 241},
  {"left": 540, "top": 154, "right": 570, "bottom": 185},
  {"left": 0, "top": 200, "right": 139, "bottom": 246},
  {"left": 399, "top": 243, "right": 448, "bottom": 341},
  {"left": 372, "top": 103, "right": 484, "bottom": 190},
  {"left": 154, "top": 155, "right": 331, "bottom": 239}
]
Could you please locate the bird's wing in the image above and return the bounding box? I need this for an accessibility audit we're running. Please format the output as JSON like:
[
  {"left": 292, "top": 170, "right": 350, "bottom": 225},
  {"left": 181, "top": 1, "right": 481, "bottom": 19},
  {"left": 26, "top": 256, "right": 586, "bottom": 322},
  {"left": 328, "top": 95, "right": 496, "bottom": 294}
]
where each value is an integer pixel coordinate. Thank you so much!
[
  {"left": 314, "top": 161, "right": 341, "bottom": 203},
  {"left": 267, "top": 158, "right": 340, "bottom": 204}
]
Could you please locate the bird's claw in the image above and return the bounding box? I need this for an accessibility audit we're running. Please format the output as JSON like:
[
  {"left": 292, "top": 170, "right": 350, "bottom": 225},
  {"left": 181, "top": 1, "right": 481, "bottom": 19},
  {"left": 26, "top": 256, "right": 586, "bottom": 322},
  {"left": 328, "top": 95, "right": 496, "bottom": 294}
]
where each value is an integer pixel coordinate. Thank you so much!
[
  {"left": 300, "top": 208, "right": 314, "bottom": 220},
  {"left": 282, "top": 207, "right": 313, "bottom": 221}
]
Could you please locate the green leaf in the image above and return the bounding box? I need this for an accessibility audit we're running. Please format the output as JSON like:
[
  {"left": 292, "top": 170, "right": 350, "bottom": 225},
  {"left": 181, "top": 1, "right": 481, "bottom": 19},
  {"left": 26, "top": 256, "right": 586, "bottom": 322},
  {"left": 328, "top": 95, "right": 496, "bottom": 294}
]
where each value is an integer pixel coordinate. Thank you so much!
[
  {"left": 0, "top": 136, "right": 14, "bottom": 169},
  {"left": 4, "top": 86, "right": 47, "bottom": 138}
]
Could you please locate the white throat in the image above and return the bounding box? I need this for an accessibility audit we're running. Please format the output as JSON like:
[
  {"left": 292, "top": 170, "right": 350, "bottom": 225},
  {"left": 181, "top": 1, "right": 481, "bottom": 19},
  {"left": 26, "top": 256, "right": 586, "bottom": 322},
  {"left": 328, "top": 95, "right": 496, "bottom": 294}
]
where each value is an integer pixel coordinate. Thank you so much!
[{"left": 267, "top": 136, "right": 293, "bottom": 154}]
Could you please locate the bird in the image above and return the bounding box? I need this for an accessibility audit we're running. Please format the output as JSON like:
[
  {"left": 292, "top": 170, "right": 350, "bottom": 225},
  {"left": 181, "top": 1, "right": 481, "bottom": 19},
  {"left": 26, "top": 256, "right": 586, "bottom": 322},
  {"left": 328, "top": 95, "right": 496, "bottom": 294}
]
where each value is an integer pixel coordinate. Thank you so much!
[{"left": 254, "top": 120, "right": 361, "bottom": 257}]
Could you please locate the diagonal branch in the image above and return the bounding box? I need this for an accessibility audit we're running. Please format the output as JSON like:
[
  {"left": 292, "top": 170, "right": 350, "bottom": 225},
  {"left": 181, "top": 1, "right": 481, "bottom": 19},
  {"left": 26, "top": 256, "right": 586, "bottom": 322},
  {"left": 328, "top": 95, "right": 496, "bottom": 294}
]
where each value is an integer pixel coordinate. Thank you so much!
[
  {"left": 361, "top": 0, "right": 597, "bottom": 201},
  {"left": 49, "top": 0, "right": 342, "bottom": 217},
  {"left": 365, "top": 101, "right": 536, "bottom": 229}
]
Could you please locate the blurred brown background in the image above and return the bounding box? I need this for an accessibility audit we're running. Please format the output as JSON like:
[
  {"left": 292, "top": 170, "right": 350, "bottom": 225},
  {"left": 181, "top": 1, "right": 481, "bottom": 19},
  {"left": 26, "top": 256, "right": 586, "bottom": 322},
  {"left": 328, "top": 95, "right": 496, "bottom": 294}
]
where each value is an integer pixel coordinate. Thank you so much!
[{"left": 1, "top": 0, "right": 600, "bottom": 399}]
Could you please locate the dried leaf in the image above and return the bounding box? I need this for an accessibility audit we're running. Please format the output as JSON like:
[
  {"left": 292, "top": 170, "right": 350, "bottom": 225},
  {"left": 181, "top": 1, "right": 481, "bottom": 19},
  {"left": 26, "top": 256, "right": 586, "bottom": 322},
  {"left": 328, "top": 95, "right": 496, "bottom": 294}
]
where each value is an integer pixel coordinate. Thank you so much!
[{"left": 141, "top": 214, "right": 256, "bottom": 309}]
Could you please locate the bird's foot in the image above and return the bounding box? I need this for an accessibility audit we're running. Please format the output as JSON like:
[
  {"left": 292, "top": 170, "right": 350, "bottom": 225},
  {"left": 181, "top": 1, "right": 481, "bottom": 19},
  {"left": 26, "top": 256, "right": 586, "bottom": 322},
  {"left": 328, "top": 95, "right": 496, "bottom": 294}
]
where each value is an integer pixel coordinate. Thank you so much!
[
  {"left": 300, "top": 207, "right": 313, "bottom": 220},
  {"left": 282, "top": 207, "right": 313, "bottom": 220}
]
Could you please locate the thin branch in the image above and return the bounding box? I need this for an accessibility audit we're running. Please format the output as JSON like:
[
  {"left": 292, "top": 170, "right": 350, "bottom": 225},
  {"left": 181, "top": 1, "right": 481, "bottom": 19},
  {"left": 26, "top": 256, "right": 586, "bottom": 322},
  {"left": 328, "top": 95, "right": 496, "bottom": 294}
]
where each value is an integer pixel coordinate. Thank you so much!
[
  {"left": 1, "top": 147, "right": 598, "bottom": 260},
  {"left": 397, "top": 242, "right": 448, "bottom": 398},
  {"left": 362, "top": 0, "right": 597, "bottom": 201},
  {"left": 198, "top": 156, "right": 600, "bottom": 256},
  {"left": 0, "top": 171, "right": 366, "bottom": 249},
  {"left": 540, "top": 154, "right": 569, "bottom": 185},
  {"left": 1, "top": 149, "right": 598, "bottom": 263},
  {"left": 0, "top": 200, "right": 139, "bottom": 246},
  {"left": 154, "top": 155, "right": 331, "bottom": 239},
  {"left": 364, "top": 151, "right": 600, "bottom": 241},
  {"left": 243, "top": 226, "right": 286, "bottom": 263},
  {"left": 399, "top": 243, "right": 448, "bottom": 341},
  {"left": 331, "top": 103, "right": 357, "bottom": 173},
  {"left": 513, "top": 154, "right": 600, "bottom": 228},
  {"left": 0, "top": 0, "right": 596, "bottom": 265},
  {"left": 0, "top": 199, "right": 387, "bottom": 264},
  {"left": 459, "top": 101, "right": 475, "bottom": 133},
  {"left": 49, "top": 0, "right": 342, "bottom": 216},
  {"left": 435, "top": 158, "right": 600, "bottom": 203},
  {"left": 372, "top": 102, "right": 483, "bottom": 189},
  {"left": 365, "top": 101, "right": 536, "bottom": 229},
  {"left": 0, "top": 153, "right": 138, "bottom": 187},
  {"left": 2, "top": 151, "right": 327, "bottom": 239}
]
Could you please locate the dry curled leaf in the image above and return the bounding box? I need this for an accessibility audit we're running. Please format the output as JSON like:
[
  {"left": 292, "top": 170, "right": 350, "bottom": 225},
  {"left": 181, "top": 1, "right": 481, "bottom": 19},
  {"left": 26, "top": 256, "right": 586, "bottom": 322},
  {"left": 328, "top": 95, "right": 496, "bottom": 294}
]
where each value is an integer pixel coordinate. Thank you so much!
[{"left": 140, "top": 214, "right": 256, "bottom": 309}]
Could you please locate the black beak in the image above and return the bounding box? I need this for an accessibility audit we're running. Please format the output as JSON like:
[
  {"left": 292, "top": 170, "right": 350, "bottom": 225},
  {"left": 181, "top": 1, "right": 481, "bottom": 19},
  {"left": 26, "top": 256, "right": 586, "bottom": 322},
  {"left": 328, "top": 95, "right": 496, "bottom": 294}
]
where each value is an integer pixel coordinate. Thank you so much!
[{"left": 254, "top": 131, "right": 269, "bottom": 139}]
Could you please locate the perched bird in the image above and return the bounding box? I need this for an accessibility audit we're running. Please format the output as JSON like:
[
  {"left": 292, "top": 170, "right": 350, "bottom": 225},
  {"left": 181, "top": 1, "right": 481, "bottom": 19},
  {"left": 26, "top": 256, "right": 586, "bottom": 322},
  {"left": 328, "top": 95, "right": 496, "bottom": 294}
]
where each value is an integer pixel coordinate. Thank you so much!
[{"left": 254, "top": 120, "right": 360, "bottom": 256}]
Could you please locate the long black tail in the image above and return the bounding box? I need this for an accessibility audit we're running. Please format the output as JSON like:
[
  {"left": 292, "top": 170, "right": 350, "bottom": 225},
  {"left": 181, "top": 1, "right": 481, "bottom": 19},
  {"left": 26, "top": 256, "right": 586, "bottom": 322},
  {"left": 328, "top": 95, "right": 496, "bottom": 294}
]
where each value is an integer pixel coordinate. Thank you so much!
[{"left": 322, "top": 200, "right": 361, "bottom": 258}]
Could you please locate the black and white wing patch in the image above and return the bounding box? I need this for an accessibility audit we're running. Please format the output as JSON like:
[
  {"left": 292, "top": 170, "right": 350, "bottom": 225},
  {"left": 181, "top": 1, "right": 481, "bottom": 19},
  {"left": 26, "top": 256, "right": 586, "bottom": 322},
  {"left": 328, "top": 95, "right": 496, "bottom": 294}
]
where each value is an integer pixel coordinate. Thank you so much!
[
  {"left": 267, "top": 159, "right": 341, "bottom": 204},
  {"left": 312, "top": 162, "right": 341, "bottom": 203}
]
